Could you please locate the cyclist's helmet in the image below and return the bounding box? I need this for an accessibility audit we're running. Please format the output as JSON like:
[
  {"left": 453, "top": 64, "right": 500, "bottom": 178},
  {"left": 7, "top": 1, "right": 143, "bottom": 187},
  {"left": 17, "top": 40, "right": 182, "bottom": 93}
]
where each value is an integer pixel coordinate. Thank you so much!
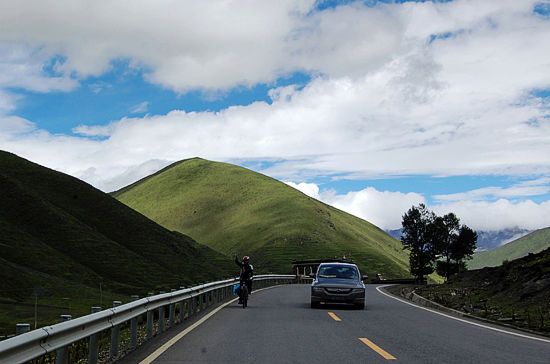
[{"left": 243, "top": 255, "right": 250, "bottom": 262}]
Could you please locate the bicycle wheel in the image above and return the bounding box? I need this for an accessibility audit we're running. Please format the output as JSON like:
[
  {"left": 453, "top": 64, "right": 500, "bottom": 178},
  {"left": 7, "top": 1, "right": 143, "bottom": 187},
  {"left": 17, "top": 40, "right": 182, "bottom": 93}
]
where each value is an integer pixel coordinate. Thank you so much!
[{"left": 242, "top": 285, "right": 248, "bottom": 308}]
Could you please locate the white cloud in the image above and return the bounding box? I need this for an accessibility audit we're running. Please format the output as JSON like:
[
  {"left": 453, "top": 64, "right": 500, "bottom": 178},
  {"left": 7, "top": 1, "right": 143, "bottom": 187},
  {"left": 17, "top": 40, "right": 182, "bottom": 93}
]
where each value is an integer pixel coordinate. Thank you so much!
[
  {"left": 72, "top": 124, "right": 113, "bottom": 137},
  {"left": 0, "top": 116, "right": 36, "bottom": 134},
  {"left": 282, "top": 181, "right": 550, "bottom": 231},
  {"left": 434, "top": 178, "right": 550, "bottom": 201},
  {"left": 283, "top": 181, "right": 427, "bottom": 230},
  {"left": 0, "top": 0, "right": 402, "bottom": 92},
  {"left": 321, "top": 187, "right": 426, "bottom": 230},
  {"left": 90, "top": 159, "right": 173, "bottom": 192},
  {"left": 432, "top": 199, "right": 550, "bottom": 231},
  {"left": 284, "top": 181, "right": 320, "bottom": 199},
  {"left": 130, "top": 101, "right": 150, "bottom": 114},
  {"left": 0, "top": 43, "right": 76, "bottom": 93},
  {"left": 0, "top": 0, "right": 549, "bottom": 237}
]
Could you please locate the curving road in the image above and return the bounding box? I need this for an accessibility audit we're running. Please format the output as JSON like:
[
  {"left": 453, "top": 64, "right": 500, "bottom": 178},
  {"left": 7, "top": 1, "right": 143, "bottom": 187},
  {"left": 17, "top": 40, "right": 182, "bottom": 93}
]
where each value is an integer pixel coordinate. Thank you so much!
[{"left": 124, "top": 284, "right": 550, "bottom": 363}]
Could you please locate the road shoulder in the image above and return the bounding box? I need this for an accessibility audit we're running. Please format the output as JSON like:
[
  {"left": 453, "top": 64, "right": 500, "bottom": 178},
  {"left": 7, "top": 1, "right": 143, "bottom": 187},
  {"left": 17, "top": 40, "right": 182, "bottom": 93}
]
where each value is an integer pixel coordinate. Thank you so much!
[{"left": 377, "top": 284, "right": 550, "bottom": 344}]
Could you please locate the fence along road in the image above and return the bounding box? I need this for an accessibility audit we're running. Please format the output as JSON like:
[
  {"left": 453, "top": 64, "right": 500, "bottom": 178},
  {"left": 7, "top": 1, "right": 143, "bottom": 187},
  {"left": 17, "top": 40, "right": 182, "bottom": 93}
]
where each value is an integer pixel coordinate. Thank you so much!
[
  {"left": 0, "top": 275, "right": 303, "bottom": 364},
  {"left": 121, "top": 284, "right": 550, "bottom": 364}
]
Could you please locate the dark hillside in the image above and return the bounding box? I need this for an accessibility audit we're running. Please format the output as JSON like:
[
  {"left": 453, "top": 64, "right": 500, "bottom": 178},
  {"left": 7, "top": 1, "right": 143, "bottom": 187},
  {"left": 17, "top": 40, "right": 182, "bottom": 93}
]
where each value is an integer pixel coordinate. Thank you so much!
[
  {"left": 417, "top": 247, "right": 550, "bottom": 334},
  {"left": 0, "top": 151, "right": 233, "bottom": 334}
]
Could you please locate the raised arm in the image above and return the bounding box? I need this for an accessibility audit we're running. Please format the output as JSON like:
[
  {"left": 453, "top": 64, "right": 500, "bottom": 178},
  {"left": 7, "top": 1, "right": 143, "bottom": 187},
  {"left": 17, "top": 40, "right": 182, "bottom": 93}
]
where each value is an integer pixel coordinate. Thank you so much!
[{"left": 234, "top": 256, "right": 243, "bottom": 268}]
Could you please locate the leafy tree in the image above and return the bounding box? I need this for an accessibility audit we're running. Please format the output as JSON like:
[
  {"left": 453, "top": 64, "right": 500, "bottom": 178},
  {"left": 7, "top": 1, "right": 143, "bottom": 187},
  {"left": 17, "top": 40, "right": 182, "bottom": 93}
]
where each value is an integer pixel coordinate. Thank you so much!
[
  {"left": 452, "top": 225, "right": 477, "bottom": 273},
  {"left": 434, "top": 214, "right": 477, "bottom": 279},
  {"left": 434, "top": 213, "right": 461, "bottom": 280},
  {"left": 401, "top": 206, "right": 478, "bottom": 282},
  {"left": 401, "top": 204, "right": 438, "bottom": 283}
]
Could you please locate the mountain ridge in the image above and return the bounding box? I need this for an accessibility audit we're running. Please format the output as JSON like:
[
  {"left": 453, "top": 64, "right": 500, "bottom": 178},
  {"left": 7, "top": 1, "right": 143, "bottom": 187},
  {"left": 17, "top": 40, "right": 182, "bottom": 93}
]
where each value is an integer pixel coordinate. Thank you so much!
[
  {"left": 114, "top": 157, "right": 410, "bottom": 278},
  {"left": 468, "top": 227, "right": 550, "bottom": 269}
]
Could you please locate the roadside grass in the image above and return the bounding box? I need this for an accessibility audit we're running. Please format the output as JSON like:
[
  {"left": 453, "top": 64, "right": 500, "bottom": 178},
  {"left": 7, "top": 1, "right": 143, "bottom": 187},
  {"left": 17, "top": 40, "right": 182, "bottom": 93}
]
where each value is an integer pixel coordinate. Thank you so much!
[
  {"left": 417, "top": 248, "right": 550, "bottom": 335},
  {"left": 114, "top": 158, "right": 410, "bottom": 278}
]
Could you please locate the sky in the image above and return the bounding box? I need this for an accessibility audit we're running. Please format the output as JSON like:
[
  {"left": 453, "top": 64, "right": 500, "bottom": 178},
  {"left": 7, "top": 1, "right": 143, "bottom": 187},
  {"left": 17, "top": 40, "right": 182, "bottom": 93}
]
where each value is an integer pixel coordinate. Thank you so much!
[{"left": 1, "top": 0, "right": 549, "bottom": 232}]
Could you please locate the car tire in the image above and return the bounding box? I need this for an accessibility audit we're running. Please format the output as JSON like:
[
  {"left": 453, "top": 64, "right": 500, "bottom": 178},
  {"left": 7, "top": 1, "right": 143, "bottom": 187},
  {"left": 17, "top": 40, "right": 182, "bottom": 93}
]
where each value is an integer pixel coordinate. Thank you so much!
[
  {"left": 354, "top": 303, "right": 365, "bottom": 310},
  {"left": 311, "top": 301, "right": 320, "bottom": 309}
]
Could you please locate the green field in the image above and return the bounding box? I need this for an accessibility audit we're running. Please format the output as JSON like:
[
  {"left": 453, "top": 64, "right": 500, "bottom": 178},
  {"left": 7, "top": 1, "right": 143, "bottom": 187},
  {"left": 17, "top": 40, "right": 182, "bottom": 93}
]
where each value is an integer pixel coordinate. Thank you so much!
[
  {"left": 0, "top": 151, "right": 234, "bottom": 336},
  {"left": 113, "top": 158, "right": 410, "bottom": 278},
  {"left": 469, "top": 227, "right": 550, "bottom": 269}
]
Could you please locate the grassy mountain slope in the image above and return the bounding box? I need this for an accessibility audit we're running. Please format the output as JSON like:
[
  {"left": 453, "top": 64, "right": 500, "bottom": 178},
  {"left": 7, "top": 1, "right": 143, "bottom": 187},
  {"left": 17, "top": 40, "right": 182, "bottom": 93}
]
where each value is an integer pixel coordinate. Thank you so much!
[
  {"left": 468, "top": 227, "right": 550, "bottom": 269},
  {"left": 417, "top": 247, "right": 550, "bottom": 335},
  {"left": 0, "top": 151, "right": 233, "bottom": 334},
  {"left": 113, "top": 158, "right": 409, "bottom": 277}
]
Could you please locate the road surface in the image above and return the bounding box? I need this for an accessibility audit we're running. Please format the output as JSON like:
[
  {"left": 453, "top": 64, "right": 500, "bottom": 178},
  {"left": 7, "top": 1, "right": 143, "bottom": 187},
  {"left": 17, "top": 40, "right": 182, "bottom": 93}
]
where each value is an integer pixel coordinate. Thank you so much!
[{"left": 123, "top": 284, "right": 550, "bottom": 363}]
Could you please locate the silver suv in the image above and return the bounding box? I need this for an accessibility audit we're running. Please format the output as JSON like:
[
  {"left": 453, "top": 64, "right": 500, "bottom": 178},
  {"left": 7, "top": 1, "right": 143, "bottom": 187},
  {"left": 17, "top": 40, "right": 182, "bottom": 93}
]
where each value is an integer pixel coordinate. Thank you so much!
[{"left": 310, "top": 262, "right": 366, "bottom": 309}]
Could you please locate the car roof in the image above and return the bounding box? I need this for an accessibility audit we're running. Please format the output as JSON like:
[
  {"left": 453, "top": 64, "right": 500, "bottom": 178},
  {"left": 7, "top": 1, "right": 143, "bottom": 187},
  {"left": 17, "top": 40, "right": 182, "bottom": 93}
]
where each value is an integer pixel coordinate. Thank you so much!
[{"left": 318, "top": 262, "right": 358, "bottom": 268}]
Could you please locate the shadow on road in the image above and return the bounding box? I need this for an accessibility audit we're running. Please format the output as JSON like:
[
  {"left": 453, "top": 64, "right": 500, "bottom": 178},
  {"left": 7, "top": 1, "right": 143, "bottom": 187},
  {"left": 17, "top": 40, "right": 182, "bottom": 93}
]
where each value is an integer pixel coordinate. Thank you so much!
[{"left": 310, "top": 302, "right": 368, "bottom": 311}]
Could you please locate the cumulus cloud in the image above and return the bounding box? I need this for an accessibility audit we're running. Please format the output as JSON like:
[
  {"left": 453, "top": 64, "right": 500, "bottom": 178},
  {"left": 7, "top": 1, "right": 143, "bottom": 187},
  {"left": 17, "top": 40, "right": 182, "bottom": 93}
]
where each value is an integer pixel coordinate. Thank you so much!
[
  {"left": 432, "top": 199, "right": 550, "bottom": 231},
  {"left": 0, "top": 44, "right": 76, "bottom": 93},
  {"left": 0, "top": 0, "right": 403, "bottom": 92},
  {"left": 322, "top": 187, "right": 426, "bottom": 230},
  {"left": 0, "top": 0, "right": 549, "bottom": 236},
  {"left": 284, "top": 181, "right": 320, "bottom": 199},
  {"left": 284, "top": 181, "right": 426, "bottom": 229},
  {"left": 283, "top": 181, "right": 550, "bottom": 231},
  {"left": 0, "top": 116, "right": 36, "bottom": 134}
]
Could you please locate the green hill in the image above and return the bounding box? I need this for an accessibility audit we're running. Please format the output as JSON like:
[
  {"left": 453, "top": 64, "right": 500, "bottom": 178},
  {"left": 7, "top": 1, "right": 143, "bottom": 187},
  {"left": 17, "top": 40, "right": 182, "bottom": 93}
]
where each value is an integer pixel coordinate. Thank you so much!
[
  {"left": 113, "top": 158, "right": 410, "bottom": 278},
  {"left": 468, "top": 227, "right": 550, "bottom": 269},
  {"left": 0, "top": 151, "right": 233, "bottom": 334}
]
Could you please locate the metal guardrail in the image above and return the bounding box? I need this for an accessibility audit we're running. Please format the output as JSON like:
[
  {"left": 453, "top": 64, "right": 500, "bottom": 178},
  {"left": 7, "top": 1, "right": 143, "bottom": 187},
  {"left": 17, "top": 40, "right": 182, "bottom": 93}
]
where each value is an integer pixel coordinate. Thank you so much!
[{"left": 0, "top": 274, "right": 308, "bottom": 364}]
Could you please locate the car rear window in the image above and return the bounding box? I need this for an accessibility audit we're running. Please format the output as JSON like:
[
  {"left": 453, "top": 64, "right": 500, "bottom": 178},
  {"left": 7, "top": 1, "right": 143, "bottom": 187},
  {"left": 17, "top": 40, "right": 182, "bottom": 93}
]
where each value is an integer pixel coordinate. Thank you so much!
[{"left": 318, "top": 265, "right": 358, "bottom": 280}]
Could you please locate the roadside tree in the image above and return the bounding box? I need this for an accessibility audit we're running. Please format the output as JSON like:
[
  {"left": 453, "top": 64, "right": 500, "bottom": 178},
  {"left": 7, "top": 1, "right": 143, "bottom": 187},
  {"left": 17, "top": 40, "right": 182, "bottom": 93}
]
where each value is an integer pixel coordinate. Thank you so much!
[
  {"left": 433, "top": 214, "right": 477, "bottom": 279},
  {"left": 401, "top": 204, "right": 437, "bottom": 283}
]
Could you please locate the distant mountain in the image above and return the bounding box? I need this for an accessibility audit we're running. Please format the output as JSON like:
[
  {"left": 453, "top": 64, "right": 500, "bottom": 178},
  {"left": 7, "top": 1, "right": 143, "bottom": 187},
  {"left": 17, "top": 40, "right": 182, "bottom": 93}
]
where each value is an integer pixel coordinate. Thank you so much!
[
  {"left": 475, "top": 228, "right": 531, "bottom": 251},
  {"left": 468, "top": 227, "right": 550, "bottom": 269},
  {"left": 387, "top": 228, "right": 531, "bottom": 252},
  {"left": 386, "top": 229, "right": 402, "bottom": 241},
  {"left": 0, "top": 151, "right": 234, "bottom": 333},
  {"left": 113, "top": 158, "right": 410, "bottom": 278}
]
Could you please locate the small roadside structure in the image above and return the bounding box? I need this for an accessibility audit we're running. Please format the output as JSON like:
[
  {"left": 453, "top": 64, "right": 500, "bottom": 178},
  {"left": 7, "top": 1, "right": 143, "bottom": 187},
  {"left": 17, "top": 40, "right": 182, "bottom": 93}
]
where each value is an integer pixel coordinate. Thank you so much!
[{"left": 292, "top": 257, "right": 351, "bottom": 276}]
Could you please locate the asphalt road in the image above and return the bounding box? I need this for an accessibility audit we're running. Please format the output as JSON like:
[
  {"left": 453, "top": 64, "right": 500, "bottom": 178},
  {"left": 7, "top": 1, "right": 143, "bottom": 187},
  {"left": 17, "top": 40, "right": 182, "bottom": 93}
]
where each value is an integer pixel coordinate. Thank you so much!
[{"left": 132, "top": 284, "right": 550, "bottom": 363}]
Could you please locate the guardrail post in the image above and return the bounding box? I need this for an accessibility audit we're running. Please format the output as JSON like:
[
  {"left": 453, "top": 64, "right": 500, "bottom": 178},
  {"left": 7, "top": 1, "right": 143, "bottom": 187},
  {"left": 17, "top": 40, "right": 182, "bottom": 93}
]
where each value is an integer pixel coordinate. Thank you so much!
[
  {"left": 158, "top": 291, "right": 166, "bottom": 333},
  {"left": 179, "top": 300, "right": 185, "bottom": 322},
  {"left": 169, "top": 289, "right": 176, "bottom": 328},
  {"left": 130, "top": 295, "right": 139, "bottom": 349},
  {"left": 87, "top": 307, "right": 102, "bottom": 364},
  {"left": 56, "top": 315, "right": 72, "bottom": 364},
  {"left": 178, "top": 287, "right": 185, "bottom": 323},
  {"left": 15, "top": 323, "right": 30, "bottom": 335},
  {"left": 110, "top": 301, "right": 122, "bottom": 360},
  {"left": 147, "top": 292, "right": 154, "bottom": 339}
]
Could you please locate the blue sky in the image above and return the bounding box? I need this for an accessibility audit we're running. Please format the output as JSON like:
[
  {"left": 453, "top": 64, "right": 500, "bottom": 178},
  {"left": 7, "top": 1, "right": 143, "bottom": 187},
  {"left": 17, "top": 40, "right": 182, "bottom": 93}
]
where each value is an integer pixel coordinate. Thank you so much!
[
  {"left": 15, "top": 61, "right": 311, "bottom": 135},
  {"left": 1, "top": 0, "right": 549, "bottom": 230},
  {"left": 16, "top": 53, "right": 540, "bottom": 204}
]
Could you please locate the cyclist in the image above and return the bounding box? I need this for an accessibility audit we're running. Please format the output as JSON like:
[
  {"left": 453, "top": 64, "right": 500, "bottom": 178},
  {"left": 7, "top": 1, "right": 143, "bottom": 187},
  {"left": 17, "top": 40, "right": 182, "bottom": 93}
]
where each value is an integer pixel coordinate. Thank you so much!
[{"left": 235, "top": 255, "right": 253, "bottom": 303}]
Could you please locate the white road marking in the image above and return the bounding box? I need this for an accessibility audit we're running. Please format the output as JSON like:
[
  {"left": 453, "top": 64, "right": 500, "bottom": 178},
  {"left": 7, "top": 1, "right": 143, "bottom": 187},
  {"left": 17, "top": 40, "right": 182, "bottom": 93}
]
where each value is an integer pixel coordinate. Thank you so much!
[
  {"left": 139, "top": 285, "right": 282, "bottom": 364},
  {"left": 376, "top": 285, "right": 550, "bottom": 344}
]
